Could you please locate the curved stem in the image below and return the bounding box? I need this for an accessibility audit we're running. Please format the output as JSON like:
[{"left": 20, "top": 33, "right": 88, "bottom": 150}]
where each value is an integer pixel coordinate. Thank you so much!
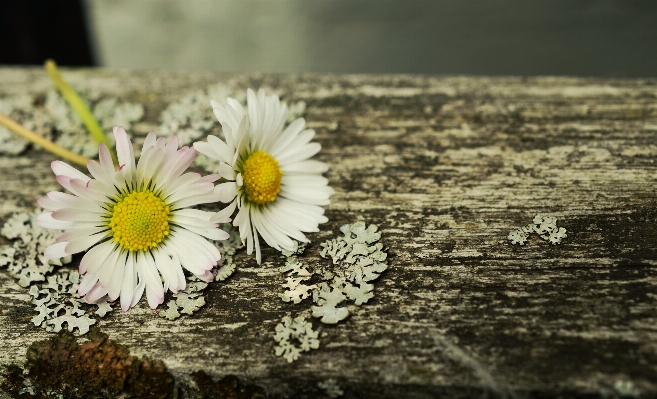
[
  {"left": 0, "top": 112, "right": 89, "bottom": 167},
  {"left": 45, "top": 59, "right": 118, "bottom": 164}
]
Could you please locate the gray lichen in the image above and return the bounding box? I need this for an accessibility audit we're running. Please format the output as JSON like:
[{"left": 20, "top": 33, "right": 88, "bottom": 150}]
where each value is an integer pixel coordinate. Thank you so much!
[
  {"left": 318, "top": 378, "right": 344, "bottom": 398},
  {"left": 508, "top": 215, "right": 567, "bottom": 245},
  {"left": 274, "top": 315, "right": 320, "bottom": 363},
  {"left": 273, "top": 222, "right": 388, "bottom": 362},
  {"left": 0, "top": 211, "right": 114, "bottom": 335},
  {"left": 28, "top": 270, "right": 110, "bottom": 335},
  {"left": 277, "top": 222, "right": 387, "bottom": 325},
  {"left": 0, "top": 212, "right": 71, "bottom": 287}
]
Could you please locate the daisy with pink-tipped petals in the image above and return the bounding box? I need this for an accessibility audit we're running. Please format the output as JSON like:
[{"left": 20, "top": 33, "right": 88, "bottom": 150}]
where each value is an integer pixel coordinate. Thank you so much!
[{"left": 37, "top": 126, "right": 229, "bottom": 311}]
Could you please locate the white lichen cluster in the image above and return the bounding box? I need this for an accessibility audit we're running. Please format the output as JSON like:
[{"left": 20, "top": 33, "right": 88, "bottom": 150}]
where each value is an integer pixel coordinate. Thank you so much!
[
  {"left": 0, "top": 90, "right": 143, "bottom": 157},
  {"left": 313, "top": 222, "right": 387, "bottom": 323},
  {"left": 29, "top": 270, "right": 110, "bottom": 334},
  {"left": 278, "top": 222, "right": 387, "bottom": 324},
  {"left": 1, "top": 211, "right": 113, "bottom": 334},
  {"left": 508, "top": 215, "right": 567, "bottom": 245},
  {"left": 274, "top": 222, "right": 387, "bottom": 362},
  {"left": 317, "top": 379, "right": 344, "bottom": 398},
  {"left": 0, "top": 212, "right": 70, "bottom": 287},
  {"left": 158, "top": 277, "right": 209, "bottom": 320},
  {"left": 158, "top": 223, "right": 242, "bottom": 320},
  {"left": 274, "top": 315, "right": 320, "bottom": 363}
]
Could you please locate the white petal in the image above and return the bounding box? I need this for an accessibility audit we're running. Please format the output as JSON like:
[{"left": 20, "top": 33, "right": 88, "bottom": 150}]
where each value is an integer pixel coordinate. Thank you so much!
[
  {"left": 282, "top": 174, "right": 329, "bottom": 188},
  {"left": 269, "top": 118, "right": 305, "bottom": 157},
  {"left": 85, "top": 287, "right": 108, "bottom": 304},
  {"left": 120, "top": 253, "right": 136, "bottom": 311},
  {"left": 260, "top": 204, "right": 309, "bottom": 243},
  {"left": 51, "top": 160, "right": 89, "bottom": 182},
  {"left": 276, "top": 142, "right": 321, "bottom": 166},
  {"left": 211, "top": 200, "right": 237, "bottom": 223},
  {"left": 36, "top": 212, "right": 76, "bottom": 230},
  {"left": 44, "top": 242, "right": 69, "bottom": 259},
  {"left": 142, "top": 251, "right": 164, "bottom": 307},
  {"left": 52, "top": 209, "right": 104, "bottom": 223},
  {"left": 80, "top": 241, "right": 115, "bottom": 274},
  {"left": 85, "top": 283, "right": 108, "bottom": 303},
  {"left": 197, "top": 270, "right": 214, "bottom": 282},
  {"left": 98, "top": 143, "right": 116, "bottom": 176},
  {"left": 215, "top": 182, "right": 238, "bottom": 203},
  {"left": 87, "top": 160, "right": 113, "bottom": 187},
  {"left": 281, "top": 160, "right": 329, "bottom": 175},
  {"left": 108, "top": 253, "right": 126, "bottom": 301},
  {"left": 152, "top": 249, "right": 179, "bottom": 294},
  {"left": 253, "top": 217, "right": 262, "bottom": 264},
  {"left": 114, "top": 126, "right": 136, "bottom": 178},
  {"left": 87, "top": 180, "right": 119, "bottom": 199},
  {"left": 37, "top": 197, "right": 60, "bottom": 211},
  {"left": 218, "top": 162, "right": 236, "bottom": 180},
  {"left": 64, "top": 232, "right": 107, "bottom": 255},
  {"left": 172, "top": 191, "right": 221, "bottom": 209},
  {"left": 131, "top": 275, "right": 146, "bottom": 308},
  {"left": 57, "top": 226, "right": 107, "bottom": 243},
  {"left": 70, "top": 179, "right": 115, "bottom": 204},
  {"left": 279, "top": 185, "right": 334, "bottom": 206},
  {"left": 198, "top": 173, "right": 221, "bottom": 184},
  {"left": 187, "top": 209, "right": 216, "bottom": 221},
  {"left": 209, "top": 135, "right": 236, "bottom": 164},
  {"left": 98, "top": 247, "right": 123, "bottom": 289},
  {"left": 167, "top": 233, "right": 213, "bottom": 272},
  {"left": 175, "top": 228, "right": 221, "bottom": 261},
  {"left": 78, "top": 270, "right": 100, "bottom": 296},
  {"left": 166, "top": 182, "right": 214, "bottom": 204},
  {"left": 143, "top": 130, "right": 157, "bottom": 149},
  {"left": 272, "top": 128, "right": 315, "bottom": 161},
  {"left": 171, "top": 213, "right": 217, "bottom": 228},
  {"left": 161, "top": 172, "right": 202, "bottom": 199},
  {"left": 171, "top": 253, "right": 187, "bottom": 291}
]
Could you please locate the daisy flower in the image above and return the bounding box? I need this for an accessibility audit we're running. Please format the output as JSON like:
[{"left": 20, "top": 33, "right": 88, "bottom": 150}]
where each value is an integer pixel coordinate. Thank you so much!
[
  {"left": 193, "top": 88, "right": 333, "bottom": 264},
  {"left": 36, "top": 127, "right": 229, "bottom": 311}
]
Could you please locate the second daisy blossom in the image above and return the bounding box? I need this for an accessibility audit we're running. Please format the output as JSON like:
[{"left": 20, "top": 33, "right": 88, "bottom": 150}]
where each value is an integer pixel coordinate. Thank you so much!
[
  {"left": 194, "top": 88, "right": 334, "bottom": 263},
  {"left": 37, "top": 127, "right": 230, "bottom": 311}
]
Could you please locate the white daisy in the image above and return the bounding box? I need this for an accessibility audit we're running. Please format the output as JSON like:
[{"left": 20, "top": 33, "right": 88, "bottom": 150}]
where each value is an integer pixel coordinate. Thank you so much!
[
  {"left": 36, "top": 126, "right": 229, "bottom": 311},
  {"left": 193, "top": 88, "right": 333, "bottom": 264}
]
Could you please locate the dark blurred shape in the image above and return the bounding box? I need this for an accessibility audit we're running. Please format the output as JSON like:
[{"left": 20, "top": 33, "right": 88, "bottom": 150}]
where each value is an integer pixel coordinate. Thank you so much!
[{"left": 0, "top": 0, "right": 94, "bottom": 66}]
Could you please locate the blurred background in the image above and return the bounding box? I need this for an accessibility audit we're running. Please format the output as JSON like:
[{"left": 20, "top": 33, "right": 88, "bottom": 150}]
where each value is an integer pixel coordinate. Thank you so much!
[{"left": 1, "top": 0, "right": 656, "bottom": 77}]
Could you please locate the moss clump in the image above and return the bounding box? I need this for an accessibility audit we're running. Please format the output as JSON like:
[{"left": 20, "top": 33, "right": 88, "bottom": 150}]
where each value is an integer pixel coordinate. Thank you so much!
[
  {"left": 191, "top": 370, "right": 267, "bottom": 399},
  {"left": 1, "top": 327, "right": 174, "bottom": 399}
]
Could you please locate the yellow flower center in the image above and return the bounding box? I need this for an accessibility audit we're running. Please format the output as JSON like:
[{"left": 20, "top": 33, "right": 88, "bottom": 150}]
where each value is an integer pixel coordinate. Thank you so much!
[
  {"left": 242, "top": 151, "right": 282, "bottom": 205},
  {"left": 108, "top": 190, "right": 170, "bottom": 252}
]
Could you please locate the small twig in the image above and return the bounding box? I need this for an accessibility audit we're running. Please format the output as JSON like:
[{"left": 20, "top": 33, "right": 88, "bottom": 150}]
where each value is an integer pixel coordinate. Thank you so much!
[{"left": 0, "top": 112, "right": 89, "bottom": 167}]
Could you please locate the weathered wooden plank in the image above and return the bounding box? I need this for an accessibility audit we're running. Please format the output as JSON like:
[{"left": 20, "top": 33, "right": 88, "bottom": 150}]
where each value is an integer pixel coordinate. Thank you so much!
[{"left": 1, "top": 67, "right": 656, "bottom": 398}]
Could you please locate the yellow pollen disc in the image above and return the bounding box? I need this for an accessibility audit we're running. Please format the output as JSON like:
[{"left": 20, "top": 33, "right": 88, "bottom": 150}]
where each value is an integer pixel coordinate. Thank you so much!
[
  {"left": 108, "top": 190, "right": 170, "bottom": 252},
  {"left": 242, "top": 151, "right": 282, "bottom": 205}
]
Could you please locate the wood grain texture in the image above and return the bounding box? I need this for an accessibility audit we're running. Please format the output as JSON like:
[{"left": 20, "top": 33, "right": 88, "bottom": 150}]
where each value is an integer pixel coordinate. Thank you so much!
[{"left": 1, "top": 67, "right": 657, "bottom": 398}]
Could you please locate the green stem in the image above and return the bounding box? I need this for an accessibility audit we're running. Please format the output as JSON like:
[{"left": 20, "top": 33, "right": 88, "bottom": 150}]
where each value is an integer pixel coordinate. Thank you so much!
[
  {"left": 45, "top": 59, "right": 118, "bottom": 164},
  {"left": 0, "top": 112, "right": 89, "bottom": 168}
]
